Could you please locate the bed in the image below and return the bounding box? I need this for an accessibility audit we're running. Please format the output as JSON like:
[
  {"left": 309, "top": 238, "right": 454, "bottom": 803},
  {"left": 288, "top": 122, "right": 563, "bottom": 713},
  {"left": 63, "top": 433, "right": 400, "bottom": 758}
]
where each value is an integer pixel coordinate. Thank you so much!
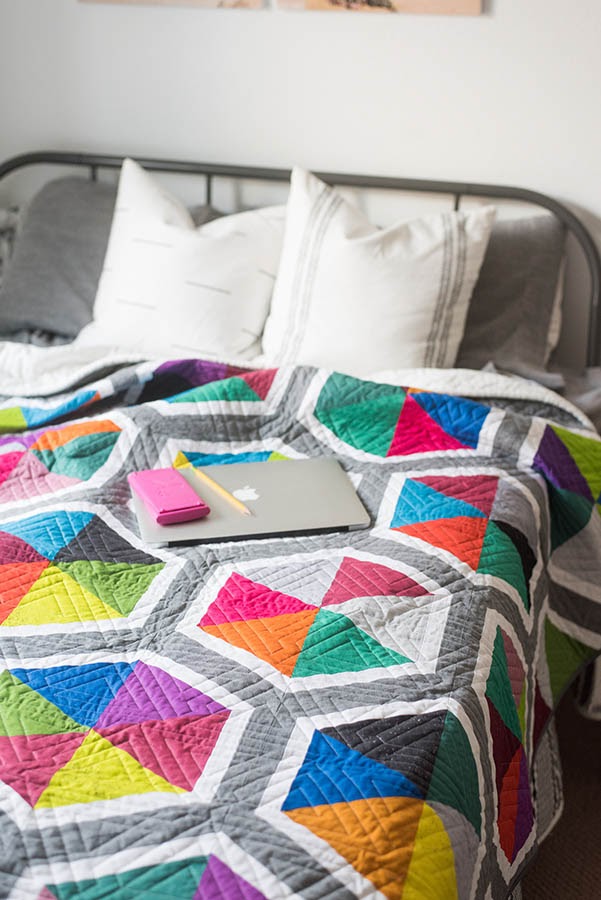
[{"left": 0, "top": 151, "right": 600, "bottom": 900}]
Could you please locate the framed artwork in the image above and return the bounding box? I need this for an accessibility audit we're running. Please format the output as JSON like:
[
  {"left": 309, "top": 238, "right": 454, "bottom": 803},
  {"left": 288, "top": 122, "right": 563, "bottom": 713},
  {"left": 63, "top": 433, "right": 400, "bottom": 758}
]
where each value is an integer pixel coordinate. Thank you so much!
[
  {"left": 277, "top": 0, "right": 481, "bottom": 10},
  {"left": 79, "top": 0, "right": 263, "bottom": 8}
]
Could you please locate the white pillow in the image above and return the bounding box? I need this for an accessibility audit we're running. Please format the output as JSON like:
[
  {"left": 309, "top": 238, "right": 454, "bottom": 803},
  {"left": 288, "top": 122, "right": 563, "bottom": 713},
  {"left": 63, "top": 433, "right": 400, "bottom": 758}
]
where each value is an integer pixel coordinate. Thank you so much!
[
  {"left": 261, "top": 168, "right": 496, "bottom": 375},
  {"left": 78, "top": 158, "right": 285, "bottom": 360}
]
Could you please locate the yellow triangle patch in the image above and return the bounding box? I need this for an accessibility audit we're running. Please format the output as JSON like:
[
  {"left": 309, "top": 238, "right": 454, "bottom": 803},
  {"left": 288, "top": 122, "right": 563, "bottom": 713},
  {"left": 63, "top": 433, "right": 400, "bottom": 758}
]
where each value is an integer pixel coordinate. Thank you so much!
[
  {"left": 2, "top": 565, "right": 123, "bottom": 626},
  {"left": 35, "top": 730, "right": 184, "bottom": 807},
  {"left": 401, "top": 803, "right": 458, "bottom": 900}
]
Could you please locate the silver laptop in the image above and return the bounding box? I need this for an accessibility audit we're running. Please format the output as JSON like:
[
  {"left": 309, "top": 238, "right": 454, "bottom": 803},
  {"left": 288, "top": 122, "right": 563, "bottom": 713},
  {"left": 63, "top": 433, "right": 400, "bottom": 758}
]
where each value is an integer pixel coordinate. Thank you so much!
[{"left": 130, "top": 458, "right": 370, "bottom": 544}]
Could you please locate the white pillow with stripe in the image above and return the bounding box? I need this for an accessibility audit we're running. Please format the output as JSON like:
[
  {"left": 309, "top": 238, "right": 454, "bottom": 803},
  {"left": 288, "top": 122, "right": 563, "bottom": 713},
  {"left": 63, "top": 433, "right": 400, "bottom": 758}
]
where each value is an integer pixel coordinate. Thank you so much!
[
  {"left": 261, "top": 167, "right": 495, "bottom": 375},
  {"left": 78, "top": 158, "right": 285, "bottom": 360}
]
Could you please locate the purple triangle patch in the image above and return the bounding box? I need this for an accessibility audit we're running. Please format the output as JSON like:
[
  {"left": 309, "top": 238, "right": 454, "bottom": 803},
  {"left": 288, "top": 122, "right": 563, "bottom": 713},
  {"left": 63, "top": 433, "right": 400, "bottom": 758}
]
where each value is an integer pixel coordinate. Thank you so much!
[
  {"left": 534, "top": 425, "right": 593, "bottom": 500},
  {"left": 194, "top": 855, "right": 267, "bottom": 900},
  {"left": 95, "top": 662, "right": 227, "bottom": 728},
  {"left": 512, "top": 748, "right": 534, "bottom": 860}
]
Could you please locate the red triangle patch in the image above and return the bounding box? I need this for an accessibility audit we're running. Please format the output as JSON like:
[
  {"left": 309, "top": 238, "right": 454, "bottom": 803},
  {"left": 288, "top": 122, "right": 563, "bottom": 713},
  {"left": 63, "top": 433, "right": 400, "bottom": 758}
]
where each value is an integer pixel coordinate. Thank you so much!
[
  {"left": 497, "top": 745, "right": 523, "bottom": 862},
  {"left": 97, "top": 710, "right": 231, "bottom": 790},
  {"left": 0, "top": 560, "right": 49, "bottom": 623},
  {"left": 0, "top": 731, "right": 86, "bottom": 806},
  {"left": 387, "top": 395, "right": 468, "bottom": 456},
  {"left": 322, "top": 556, "right": 429, "bottom": 606},
  {"left": 416, "top": 475, "right": 499, "bottom": 517},
  {"left": 394, "top": 516, "right": 488, "bottom": 569},
  {"left": 239, "top": 369, "right": 277, "bottom": 401}
]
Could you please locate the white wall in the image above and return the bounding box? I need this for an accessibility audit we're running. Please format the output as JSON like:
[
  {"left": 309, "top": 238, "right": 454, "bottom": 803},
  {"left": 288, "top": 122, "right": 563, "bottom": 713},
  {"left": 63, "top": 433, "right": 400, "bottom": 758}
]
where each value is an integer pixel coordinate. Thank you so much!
[{"left": 0, "top": 0, "right": 600, "bottom": 362}]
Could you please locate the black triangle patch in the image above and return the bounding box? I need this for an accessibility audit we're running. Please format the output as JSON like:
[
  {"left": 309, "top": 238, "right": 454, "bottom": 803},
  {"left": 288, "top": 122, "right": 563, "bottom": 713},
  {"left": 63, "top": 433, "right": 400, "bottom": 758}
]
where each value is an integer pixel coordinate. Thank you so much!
[{"left": 54, "top": 517, "right": 161, "bottom": 566}]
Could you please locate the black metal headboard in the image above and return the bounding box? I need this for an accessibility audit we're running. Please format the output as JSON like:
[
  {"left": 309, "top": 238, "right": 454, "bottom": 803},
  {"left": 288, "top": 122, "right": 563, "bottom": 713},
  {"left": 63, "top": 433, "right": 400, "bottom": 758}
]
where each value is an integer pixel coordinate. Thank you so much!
[{"left": 2, "top": 150, "right": 600, "bottom": 367}]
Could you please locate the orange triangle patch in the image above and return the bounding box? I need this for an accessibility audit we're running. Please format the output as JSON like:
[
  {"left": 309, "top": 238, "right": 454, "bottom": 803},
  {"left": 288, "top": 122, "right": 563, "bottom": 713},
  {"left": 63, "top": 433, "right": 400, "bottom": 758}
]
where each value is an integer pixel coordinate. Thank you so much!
[
  {"left": 30, "top": 420, "right": 120, "bottom": 452},
  {"left": 201, "top": 609, "right": 319, "bottom": 676},
  {"left": 286, "top": 796, "right": 424, "bottom": 899},
  {"left": 395, "top": 516, "right": 488, "bottom": 569}
]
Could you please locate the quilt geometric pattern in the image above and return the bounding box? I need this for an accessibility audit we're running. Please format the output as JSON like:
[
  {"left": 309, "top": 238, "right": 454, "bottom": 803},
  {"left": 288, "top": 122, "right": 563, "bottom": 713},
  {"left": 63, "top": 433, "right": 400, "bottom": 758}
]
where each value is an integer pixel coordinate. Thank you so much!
[
  {"left": 0, "top": 510, "right": 164, "bottom": 626},
  {"left": 0, "top": 359, "right": 600, "bottom": 900},
  {"left": 389, "top": 474, "right": 536, "bottom": 609},
  {"left": 314, "top": 372, "right": 490, "bottom": 456},
  {"left": 197, "top": 555, "right": 435, "bottom": 679},
  {"left": 485, "top": 626, "right": 533, "bottom": 864},
  {"left": 533, "top": 422, "right": 601, "bottom": 549},
  {"left": 0, "top": 660, "right": 230, "bottom": 807},
  {"left": 38, "top": 853, "right": 267, "bottom": 900},
  {"left": 0, "top": 388, "right": 101, "bottom": 434},
  {"left": 282, "top": 709, "right": 480, "bottom": 900}
]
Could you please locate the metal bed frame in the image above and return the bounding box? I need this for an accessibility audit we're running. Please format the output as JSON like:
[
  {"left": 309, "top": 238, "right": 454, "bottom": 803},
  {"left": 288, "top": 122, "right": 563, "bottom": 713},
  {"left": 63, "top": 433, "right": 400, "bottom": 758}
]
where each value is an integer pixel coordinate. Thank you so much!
[{"left": 1, "top": 150, "right": 600, "bottom": 366}]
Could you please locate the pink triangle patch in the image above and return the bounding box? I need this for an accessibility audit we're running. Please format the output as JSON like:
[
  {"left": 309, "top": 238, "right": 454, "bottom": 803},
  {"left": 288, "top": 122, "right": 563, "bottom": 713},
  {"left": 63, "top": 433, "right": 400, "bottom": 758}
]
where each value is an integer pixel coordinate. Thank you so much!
[
  {"left": 0, "top": 453, "right": 80, "bottom": 502},
  {"left": 0, "top": 452, "right": 23, "bottom": 487},
  {"left": 0, "top": 731, "right": 86, "bottom": 806},
  {"left": 387, "top": 395, "right": 468, "bottom": 456},
  {"left": 200, "top": 573, "right": 316, "bottom": 627},
  {"left": 322, "top": 556, "right": 429, "bottom": 606},
  {"left": 239, "top": 368, "right": 277, "bottom": 401},
  {"left": 97, "top": 710, "right": 231, "bottom": 790},
  {"left": 415, "top": 474, "right": 499, "bottom": 517}
]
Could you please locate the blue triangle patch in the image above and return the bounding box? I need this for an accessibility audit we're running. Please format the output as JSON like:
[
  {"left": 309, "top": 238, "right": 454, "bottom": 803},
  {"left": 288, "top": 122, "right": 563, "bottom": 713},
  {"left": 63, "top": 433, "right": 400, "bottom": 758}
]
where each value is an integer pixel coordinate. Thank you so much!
[
  {"left": 413, "top": 393, "right": 489, "bottom": 449},
  {"left": 391, "top": 478, "right": 486, "bottom": 529},
  {"left": 0, "top": 510, "right": 94, "bottom": 560},
  {"left": 282, "top": 729, "right": 423, "bottom": 811},
  {"left": 11, "top": 662, "right": 136, "bottom": 728}
]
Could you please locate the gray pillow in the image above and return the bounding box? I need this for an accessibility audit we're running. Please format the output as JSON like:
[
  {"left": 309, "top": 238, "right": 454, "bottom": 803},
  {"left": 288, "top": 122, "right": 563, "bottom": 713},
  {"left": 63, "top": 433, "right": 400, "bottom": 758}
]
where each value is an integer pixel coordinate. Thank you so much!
[
  {"left": 456, "top": 215, "right": 566, "bottom": 375},
  {"left": 0, "top": 178, "right": 117, "bottom": 337},
  {"left": 0, "top": 177, "right": 223, "bottom": 339}
]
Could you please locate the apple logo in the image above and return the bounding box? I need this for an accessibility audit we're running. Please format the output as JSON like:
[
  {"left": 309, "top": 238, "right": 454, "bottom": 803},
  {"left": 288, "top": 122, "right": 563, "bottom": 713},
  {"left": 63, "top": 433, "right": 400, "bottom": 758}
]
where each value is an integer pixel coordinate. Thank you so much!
[{"left": 233, "top": 485, "right": 259, "bottom": 502}]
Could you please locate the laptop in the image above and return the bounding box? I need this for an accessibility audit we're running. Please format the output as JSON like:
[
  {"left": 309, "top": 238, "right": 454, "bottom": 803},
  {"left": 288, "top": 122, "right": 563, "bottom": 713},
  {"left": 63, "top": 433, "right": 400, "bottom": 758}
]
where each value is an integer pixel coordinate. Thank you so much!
[{"left": 130, "top": 458, "right": 370, "bottom": 544}]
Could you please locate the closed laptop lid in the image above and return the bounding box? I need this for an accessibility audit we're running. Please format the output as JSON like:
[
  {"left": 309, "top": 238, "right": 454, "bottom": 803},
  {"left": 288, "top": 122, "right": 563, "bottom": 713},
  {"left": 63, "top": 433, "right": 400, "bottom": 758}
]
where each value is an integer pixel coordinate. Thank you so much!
[{"left": 130, "top": 458, "right": 370, "bottom": 545}]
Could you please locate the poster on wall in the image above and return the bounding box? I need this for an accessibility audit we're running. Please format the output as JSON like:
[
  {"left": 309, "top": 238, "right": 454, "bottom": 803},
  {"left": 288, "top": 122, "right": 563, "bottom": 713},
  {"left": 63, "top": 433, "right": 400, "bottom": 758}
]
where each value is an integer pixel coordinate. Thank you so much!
[
  {"left": 80, "top": 0, "right": 263, "bottom": 8},
  {"left": 277, "top": 0, "right": 481, "bottom": 11}
]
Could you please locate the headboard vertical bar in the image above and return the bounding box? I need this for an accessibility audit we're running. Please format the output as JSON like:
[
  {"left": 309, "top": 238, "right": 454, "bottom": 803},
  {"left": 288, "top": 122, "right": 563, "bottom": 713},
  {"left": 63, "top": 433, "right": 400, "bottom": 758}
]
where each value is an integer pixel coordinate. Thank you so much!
[
  {"left": 454, "top": 194, "right": 461, "bottom": 211},
  {"left": 206, "top": 175, "right": 212, "bottom": 207}
]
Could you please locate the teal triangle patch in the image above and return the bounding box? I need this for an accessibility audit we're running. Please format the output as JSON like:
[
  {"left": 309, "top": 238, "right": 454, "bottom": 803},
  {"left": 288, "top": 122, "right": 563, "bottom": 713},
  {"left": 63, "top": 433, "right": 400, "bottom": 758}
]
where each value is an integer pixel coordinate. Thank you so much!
[
  {"left": 427, "top": 711, "right": 481, "bottom": 835},
  {"left": 293, "top": 608, "right": 411, "bottom": 677}
]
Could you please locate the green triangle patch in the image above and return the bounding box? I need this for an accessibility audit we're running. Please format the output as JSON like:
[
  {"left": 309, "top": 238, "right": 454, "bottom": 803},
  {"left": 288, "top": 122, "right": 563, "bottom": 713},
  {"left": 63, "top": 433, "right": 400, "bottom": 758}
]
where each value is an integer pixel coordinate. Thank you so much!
[
  {"left": 545, "top": 619, "right": 598, "bottom": 703},
  {"left": 45, "top": 855, "right": 210, "bottom": 899},
  {"left": 478, "top": 521, "right": 529, "bottom": 608},
  {"left": 56, "top": 561, "right": 165, "bottom": 616},
  {"left": 32, "top": 432, "right": 120, "bottom": 481},
  {"left": 171, "top": 377, "right": 261, "bottom": 404},
  {"left": 0, "top": 407, "right": 28, "bottom": 434},
  {"left": 0, "top": 671, "right": 87, "bottom": 737},
  {"left": 485, "top": 628, "right": 522, "bottom": 740},
  {"left": 548, "top": 485, "right": 595, "bottom": 550},
  {"left": 314, "top": 372, "right": 406, "bottom": 457},
  {"left": 553, "top": 425, "right": 601, "bottom": 501},
  {"left": 293, "top": 608, "right": 411, "bottom": 677},
  {"left": 427, "top": 710, "right": 481, "bottom": 835}
]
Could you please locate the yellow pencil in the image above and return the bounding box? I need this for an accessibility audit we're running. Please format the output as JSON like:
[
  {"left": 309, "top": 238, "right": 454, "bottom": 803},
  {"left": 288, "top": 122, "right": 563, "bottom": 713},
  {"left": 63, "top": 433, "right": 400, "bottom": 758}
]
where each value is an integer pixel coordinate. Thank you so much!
[{"left": 173, "top": 452, "right": 252, "bottom": 517}]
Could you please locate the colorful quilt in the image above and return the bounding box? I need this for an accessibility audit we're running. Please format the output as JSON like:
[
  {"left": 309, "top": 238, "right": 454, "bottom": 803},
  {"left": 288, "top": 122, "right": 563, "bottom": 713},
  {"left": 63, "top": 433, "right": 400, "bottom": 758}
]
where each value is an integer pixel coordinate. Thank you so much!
[{"left": 0, "top": 359, "right": 600, "bottom": 900}]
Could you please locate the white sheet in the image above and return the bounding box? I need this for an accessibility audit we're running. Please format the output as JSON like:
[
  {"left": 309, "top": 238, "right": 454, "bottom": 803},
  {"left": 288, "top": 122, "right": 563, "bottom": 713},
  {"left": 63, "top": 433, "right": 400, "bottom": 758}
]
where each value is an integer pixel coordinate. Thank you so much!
[{"left": 0, "top": 338, "right": 594, "bottom": 431}]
